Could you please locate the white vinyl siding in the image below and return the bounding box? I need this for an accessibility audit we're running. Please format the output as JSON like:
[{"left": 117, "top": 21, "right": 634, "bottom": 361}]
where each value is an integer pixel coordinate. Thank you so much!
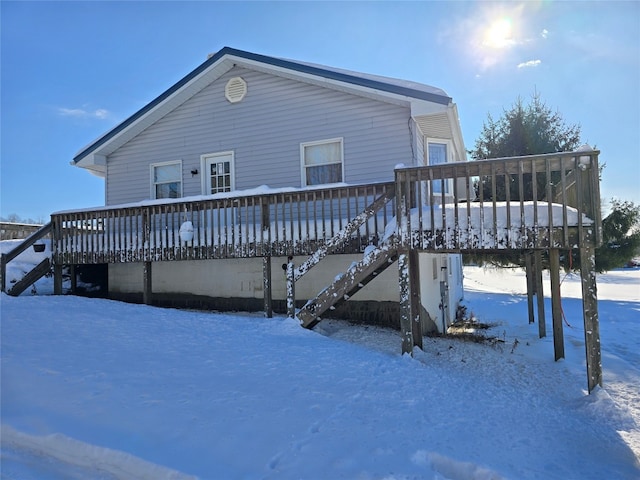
[
  {"left": 106, "top": 68, "right": 412, "bottom": 205},
  {"left": 150, "top": 160, "right": 182, "bottom": 199},
  {"left": 301, "top": 138, "right": 343, "bottom": 186}
]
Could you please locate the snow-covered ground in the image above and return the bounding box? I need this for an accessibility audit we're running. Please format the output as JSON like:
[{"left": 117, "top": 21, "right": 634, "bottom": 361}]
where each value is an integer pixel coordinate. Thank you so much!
[{"left": 1, "top": 242, "right": 639, "bottom": 479}]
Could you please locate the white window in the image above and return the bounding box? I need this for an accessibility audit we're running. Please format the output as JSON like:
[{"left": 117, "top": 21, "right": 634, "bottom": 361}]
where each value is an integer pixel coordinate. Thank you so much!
[
  {"left": 426, "top": 138, "right": 453, "bottom": 195},
  {"left": 201, "top": 151, "right": 235, "bottom": 195},
  {"left": 301, "top": 138, "right": 343, "bottom": 186},
  {"left": 151, "top": 161, "right": 182, "bottom": 199}
]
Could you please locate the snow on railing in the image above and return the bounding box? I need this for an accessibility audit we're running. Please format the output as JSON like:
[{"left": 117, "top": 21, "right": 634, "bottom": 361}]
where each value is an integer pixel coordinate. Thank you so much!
[
  {"left": 51, "top": 183, "right": 395, "bottom": 264},
  {"left": 395, "top": 149, "right": 602, "bottom": 251},
  {"left": 50, "top": 150, "right": 602, "bottom": 264}
]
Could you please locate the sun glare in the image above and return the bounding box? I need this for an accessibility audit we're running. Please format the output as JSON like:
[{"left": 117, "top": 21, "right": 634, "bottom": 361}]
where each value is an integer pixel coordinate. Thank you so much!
[{"left": 484, "top": 17, "right": 514, "bottom": 48}]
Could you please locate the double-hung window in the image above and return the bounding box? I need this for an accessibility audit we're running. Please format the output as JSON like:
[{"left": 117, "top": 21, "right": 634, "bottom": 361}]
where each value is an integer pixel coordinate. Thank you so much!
[
  {"left": 426, "top": 139, "right": 452, "bottom": 194},
  {"left": 151, "top": 160, "right": 182, "bottom": 199},
  {"left": 301, "top": 138, "right": 343, "bottom": 187}
]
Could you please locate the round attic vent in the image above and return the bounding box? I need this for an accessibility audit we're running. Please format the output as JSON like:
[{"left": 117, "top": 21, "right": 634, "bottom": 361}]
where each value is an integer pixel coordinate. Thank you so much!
[{"left": 225, "top": 77, "right": 247, "bottom": 103}]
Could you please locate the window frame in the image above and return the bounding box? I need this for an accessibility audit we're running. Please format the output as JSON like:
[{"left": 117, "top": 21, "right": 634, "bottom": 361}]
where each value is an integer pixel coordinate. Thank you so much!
[
  {"left": 300, "top": 137, "right": 344, "bottom": 187},
  {"left": 150, "top": 160, "right": 183, "bottom": 200},
  {"left": 425, "top": 137, "right": 453, "bottom": 195}
]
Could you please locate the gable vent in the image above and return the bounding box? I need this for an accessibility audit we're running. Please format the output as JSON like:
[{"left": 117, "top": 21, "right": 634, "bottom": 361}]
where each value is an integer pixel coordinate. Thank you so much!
[{"left": 225, "top": 77, "right": 247, "bottom": 103}]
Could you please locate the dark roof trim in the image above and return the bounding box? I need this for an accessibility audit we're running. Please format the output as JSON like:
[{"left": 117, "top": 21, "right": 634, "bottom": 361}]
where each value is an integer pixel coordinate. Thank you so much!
[{"left": 74, "top": 47, "right": 452, "bottom": 164}]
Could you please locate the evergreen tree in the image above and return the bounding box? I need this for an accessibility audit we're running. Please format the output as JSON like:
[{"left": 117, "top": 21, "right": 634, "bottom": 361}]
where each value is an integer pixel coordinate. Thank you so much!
[
  {"left": 594, "top": 200, "right": 640, "bottom": 272},
  {"left": 471, "top": 93, "right": 582, "bottom": 161},
  {"left": 470, "top": 93, "right": 582, "bottom": 202},
  {"left": 466, "top": 93, "right": 640, "bottom": 271}
]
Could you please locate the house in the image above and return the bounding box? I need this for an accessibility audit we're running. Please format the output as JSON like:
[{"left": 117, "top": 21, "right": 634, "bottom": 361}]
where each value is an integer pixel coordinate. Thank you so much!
[
  {"left": 0, "top": 47, "right": 604, "bottom": 393},
  {"left": 71, "top": 46, "right": 468, "bottom": 333}
]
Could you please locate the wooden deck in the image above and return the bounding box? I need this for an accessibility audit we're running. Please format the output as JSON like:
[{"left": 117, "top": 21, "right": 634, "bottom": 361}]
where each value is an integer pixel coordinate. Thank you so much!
[{"left": 1, "top": 150, "right": 604, "bottom": 392}]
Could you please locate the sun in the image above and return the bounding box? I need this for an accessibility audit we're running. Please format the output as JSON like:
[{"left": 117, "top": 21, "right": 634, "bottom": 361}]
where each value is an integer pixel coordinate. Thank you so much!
[{"left": 483, "top": 17, "right": 514, "bottom": 49}]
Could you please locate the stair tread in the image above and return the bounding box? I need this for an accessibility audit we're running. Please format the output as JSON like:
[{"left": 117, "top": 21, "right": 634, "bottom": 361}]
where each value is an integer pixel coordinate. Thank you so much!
[
  {"left": 7, "top": 258, "right": 51, "bottom": 297},
  {"left": 298, "top": 243, "right": 397, "bottom": 328}
]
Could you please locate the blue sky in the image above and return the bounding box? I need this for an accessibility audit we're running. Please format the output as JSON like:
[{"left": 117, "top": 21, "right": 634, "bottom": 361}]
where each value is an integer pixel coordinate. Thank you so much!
[{"left": 2, "top": 1, "right": 639, "bottom": 221}]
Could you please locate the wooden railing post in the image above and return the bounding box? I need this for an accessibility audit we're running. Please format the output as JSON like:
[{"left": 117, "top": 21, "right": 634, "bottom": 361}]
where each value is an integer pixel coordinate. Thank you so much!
[
  {"left": 260, "top": 197, "right": 273, "bottom": 318},
  {"left": 142, "top": 208, "right": 151, "bottom": 262}
]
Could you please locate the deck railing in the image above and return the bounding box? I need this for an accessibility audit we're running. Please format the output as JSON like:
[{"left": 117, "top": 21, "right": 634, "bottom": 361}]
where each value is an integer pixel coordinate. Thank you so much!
[
  {"left": 50, "top": 150, "right": 602, "bottom": 265},
  {"left": 51, "top": 183, "right": 396, "bottom": 264},
  {"left": 395, "top": 150, "right": 601, "bottom": 252}
]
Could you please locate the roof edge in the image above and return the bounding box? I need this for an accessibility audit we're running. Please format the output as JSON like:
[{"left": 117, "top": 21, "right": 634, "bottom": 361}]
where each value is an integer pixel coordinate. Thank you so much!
[{"left": 74, "top": 47, "right": 452, "bottom": 165}]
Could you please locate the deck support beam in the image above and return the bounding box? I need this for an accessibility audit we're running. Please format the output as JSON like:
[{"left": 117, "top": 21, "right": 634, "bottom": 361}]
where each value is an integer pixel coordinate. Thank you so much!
[
  {"left": 143, "top": 261, "right": 152, "bottom": 305},
  {"left": 53, "top": 263, "right": 63, "bottom": 295},
  {"left": 70, "top": 264, "right": 77, "bottom": 294},
  {"left": 263, "top": 257, "right": 272, "bottom": 318},
  {"left": 534, "top": 251, "right": 546, "bottom": 338},
  {"left": 398, "top": 251, "right": 415, "bottom": 355},
  {"left": 549, "top": 249, "right": 564, "bottom": 360},
  {"left": 525, "top": 252, "right": 535, "bottom": 324},
  {"left": 396, "top": 171, "right": 415, "bottom": 355},
  {"left": 0, "top": 254, "right": 6, "bottom": 293},
  {"left": 409, "top": 249, "right": 423, "bottom": 350},
  {"left": 286, "top": 256, "right": 295, "bottom": 319},
  {"left": 579, "top": 244, "right": 603, "bottom": 392}
]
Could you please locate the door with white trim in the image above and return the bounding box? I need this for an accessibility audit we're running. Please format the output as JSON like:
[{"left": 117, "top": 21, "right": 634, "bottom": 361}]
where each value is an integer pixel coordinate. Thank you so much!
[
  {"left": 202, "top": 152, "right": 235, "bottom": 195},
  {"left": 201, "top": 152, "right": 236, "bottom": 245}
]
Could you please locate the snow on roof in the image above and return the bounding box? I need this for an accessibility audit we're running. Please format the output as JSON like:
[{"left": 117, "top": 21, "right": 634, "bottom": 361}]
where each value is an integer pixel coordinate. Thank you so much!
[{"left": 280, "top": 58, "right": 450, "bottom": 101}]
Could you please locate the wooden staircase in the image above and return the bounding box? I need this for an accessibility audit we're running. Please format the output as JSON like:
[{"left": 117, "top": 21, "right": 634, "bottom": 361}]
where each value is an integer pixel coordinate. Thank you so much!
[
  {"left": 1, "top": 222, "right": 53, "bottom": 296},
  {"left": 297, "top": 240, "right": 398, "bottom": 328},
  {"left": 285, "top": 186, "right": 397, "bottom": 329}
]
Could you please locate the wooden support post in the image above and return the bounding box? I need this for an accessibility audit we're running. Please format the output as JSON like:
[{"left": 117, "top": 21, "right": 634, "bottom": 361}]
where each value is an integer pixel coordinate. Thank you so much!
[
  {"left": 53, "top": 263, "right": 63, "bottom": 295},
  {"left": 580, "top": 244, "right": 603, "bottom": 393},
  {"left": 70, "top": 265, "right": 77, "bottom": 294},
  {"left": 549, "top": 249, "right": 564, "bottom": 361},
  {"left": 525, "top": 251, "right": 535, "bottom": 324},
  {"left": 0, "top": 254, "right": 6, "bottom": 293},
  {"left": 396, "top": 169, "right": 414, "bottom": 355},
  {"left": 143, "top": 261, "right": 152, "bottom": 305},
  {"left": 286, "top": 256, "right": 295, "bottom": 319},
  {"left": 534, "top": 251, "right": 546, "bottom": 338},
  {"left": 398, "top": 251, "right": 415, "bottom": 355},
  {"left": 263, "top": 256, "right": 273, "bottom": 318},
  {"left": 409, "top": 249, "right": 423, "bottom": 350}
]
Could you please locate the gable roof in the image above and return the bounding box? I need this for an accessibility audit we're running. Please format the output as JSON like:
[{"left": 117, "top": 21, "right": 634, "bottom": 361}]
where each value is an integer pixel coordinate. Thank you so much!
[{"left": 73, "top": 47, "right": 453, "bottom": 174}]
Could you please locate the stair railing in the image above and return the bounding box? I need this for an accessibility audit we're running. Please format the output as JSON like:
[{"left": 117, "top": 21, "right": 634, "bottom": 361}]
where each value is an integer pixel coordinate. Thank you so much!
[
  {"left": 1, "top": 222, "right": 52, "bottom": 293},
  {"left": 286, "top": 185, "right": 395, "bottom": 318}
]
